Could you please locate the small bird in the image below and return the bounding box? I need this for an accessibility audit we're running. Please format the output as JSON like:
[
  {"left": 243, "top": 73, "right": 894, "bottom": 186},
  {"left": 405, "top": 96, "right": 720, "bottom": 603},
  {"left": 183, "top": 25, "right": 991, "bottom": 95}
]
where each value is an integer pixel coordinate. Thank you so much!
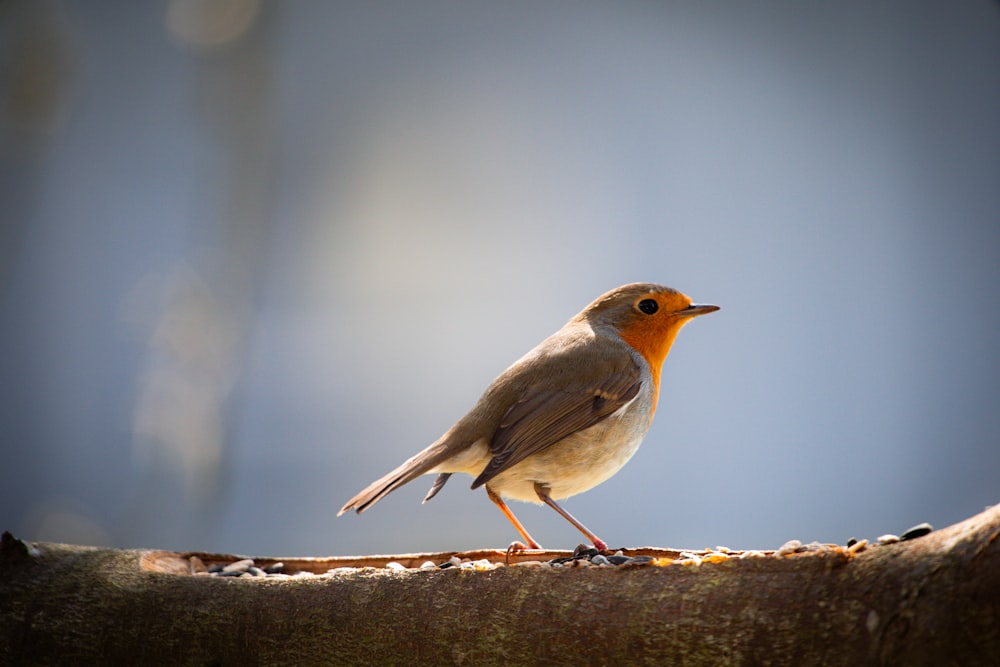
[{"left": 338, "top": 283, "right": 718, "bottom": 551}]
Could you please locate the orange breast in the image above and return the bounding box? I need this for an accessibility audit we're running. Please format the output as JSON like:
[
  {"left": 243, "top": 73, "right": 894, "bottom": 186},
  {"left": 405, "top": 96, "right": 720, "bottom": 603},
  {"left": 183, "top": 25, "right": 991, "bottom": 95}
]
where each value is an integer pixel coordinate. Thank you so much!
[{"left": 617, "top": 316, "right": 690, "bottom": 421}]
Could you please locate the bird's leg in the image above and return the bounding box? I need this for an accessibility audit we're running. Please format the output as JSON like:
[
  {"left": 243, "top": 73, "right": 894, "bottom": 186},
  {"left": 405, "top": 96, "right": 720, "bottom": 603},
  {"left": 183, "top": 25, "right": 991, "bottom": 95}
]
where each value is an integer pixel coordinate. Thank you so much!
[
  {"left": 486, "top": 486, "right": 542, "bottom": 550},
  {"left": 534, "top": 482, "right": 608, "bottom": 551}
]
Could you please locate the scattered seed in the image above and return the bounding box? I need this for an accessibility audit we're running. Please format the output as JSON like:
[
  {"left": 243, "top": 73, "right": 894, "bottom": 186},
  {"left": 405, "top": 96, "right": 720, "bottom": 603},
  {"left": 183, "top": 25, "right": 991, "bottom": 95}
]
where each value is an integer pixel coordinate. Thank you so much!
[
  {"left": 901, "top": 523, "right": 933, "bottom": 541},
  {"left": 196, "top": 537, "right": 868, "bottom": 578},
  {"left": 847, "top": 539, "right": 868, "bottom": 555},
  {"left": 222, "top": 559, "right": 254, "bottom": 574},
  {"left": 776, "top": 540, "right": 802, "bottom": 556},
  {"left": 216, "top": 570, "right": 244, "bottom": 577},
  {"left": 678, "top": 553, "right": 702, "bottom": 566},
  {"left": 625, "top": 555, "right": 653, "bottom": 565},
  {"left": 702, "top": 553, "right": 730, "bottom": 563},
  {"left": 469, "top": 559, "right": 493, "bottom": 570},
  {"left": 877, "top": 534, "right": 900, "bottom": 545}
]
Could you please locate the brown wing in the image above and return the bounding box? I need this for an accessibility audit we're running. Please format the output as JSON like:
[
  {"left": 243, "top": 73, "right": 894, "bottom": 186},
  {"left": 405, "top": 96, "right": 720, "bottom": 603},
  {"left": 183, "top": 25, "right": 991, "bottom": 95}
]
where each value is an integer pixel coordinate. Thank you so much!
[{"left": 470, "top": 360, "right": 642, "bottom": 489}]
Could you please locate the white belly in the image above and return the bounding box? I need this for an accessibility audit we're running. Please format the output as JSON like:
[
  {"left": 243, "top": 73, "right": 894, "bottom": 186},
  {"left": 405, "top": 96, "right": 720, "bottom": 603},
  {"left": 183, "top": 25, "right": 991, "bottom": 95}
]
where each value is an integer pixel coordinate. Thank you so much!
[{"left": 434, "top": 379, "right": 656, "bottom": 503}]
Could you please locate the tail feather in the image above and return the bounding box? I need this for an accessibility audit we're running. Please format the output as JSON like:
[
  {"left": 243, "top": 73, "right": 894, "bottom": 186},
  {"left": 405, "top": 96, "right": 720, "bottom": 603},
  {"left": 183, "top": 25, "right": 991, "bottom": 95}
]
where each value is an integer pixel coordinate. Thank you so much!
[
  {"left": 422, "top": 473, "right": 452, "bottom": 503},
  {"left": 337, "top": 440, "right": 455, "bottom": 515}
]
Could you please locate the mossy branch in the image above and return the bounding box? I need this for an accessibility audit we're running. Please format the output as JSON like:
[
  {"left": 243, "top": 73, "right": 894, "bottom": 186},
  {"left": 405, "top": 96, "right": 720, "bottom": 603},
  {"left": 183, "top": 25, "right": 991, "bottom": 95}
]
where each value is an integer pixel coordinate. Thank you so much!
[{"left": 2, "top": 505, "right": 998, "bottom": 665}]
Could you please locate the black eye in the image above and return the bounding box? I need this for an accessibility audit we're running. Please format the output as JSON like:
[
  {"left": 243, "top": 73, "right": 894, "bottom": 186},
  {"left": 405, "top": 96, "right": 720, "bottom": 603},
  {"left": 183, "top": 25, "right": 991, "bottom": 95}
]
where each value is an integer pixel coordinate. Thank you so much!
[{"left": 637, "top": 298, "right": 658, "bottom": 315}]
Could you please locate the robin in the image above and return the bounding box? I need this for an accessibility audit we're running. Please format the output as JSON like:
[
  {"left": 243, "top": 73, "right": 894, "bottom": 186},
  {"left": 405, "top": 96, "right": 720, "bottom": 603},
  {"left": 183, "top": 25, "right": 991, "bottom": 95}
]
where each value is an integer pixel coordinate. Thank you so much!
[{"left": 338, "top": 283, "right": 719, "bottom": 551}]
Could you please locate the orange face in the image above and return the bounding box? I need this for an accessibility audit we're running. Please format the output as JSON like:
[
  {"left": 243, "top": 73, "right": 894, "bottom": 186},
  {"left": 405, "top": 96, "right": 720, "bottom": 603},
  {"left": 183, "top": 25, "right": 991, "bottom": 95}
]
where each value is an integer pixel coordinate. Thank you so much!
[{"left": 616, "top": 289, "right": 718, "bottom": 414}]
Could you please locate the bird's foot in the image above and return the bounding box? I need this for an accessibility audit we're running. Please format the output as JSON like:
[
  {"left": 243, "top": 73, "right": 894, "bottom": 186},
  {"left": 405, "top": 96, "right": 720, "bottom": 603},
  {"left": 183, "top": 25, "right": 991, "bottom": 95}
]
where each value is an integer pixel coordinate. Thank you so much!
[{"left": 505, "top": 540, "right": 542, "bottom": 564}]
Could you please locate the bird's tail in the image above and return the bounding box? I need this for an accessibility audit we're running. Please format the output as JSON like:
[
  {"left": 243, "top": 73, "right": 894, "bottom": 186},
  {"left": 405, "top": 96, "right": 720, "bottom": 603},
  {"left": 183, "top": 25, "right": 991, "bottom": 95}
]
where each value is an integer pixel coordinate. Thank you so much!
[{"left": 337, "top": 438, "right": 457, "bottom": 515}]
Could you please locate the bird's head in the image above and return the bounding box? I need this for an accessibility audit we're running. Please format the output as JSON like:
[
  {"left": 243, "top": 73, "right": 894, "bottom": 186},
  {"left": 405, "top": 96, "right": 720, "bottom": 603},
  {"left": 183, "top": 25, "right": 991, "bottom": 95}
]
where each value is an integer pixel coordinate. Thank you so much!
[{"left": 578, "top": 282, "right": 719, "bottom": 372}]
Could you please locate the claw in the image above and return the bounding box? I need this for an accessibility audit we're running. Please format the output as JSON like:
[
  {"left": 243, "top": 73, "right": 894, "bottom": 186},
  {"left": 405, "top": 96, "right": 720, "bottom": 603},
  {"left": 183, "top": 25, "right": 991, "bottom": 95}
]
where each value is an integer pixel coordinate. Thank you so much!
[{"left": 504, "top": 540, "right": 535, "bottom": 564}]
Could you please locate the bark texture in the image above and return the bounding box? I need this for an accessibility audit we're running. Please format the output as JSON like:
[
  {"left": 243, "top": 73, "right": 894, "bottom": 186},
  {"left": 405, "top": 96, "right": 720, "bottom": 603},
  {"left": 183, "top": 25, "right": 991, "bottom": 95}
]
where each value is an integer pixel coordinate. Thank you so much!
[{"left": 2, "top": 505, "right": 998, "bottom": 666}]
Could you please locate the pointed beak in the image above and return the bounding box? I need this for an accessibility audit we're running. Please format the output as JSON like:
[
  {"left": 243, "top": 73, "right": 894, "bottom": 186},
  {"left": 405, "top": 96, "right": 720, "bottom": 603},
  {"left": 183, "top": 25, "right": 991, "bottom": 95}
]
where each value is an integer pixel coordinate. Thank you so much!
[{"left": 679, "top": 303, "right": 720, "bottom": 318}]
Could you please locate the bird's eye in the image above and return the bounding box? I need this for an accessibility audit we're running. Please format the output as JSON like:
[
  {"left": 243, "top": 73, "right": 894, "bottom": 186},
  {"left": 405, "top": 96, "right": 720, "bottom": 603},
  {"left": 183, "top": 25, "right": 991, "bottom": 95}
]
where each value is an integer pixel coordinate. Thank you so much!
[{"left": 637, "top": 298, "right": 659, "bottom": 315}]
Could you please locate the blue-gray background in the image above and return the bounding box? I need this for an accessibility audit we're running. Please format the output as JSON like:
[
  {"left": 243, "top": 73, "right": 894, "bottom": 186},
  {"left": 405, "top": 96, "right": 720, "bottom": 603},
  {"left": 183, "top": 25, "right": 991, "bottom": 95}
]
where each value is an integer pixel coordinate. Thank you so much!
[{"left": 2, "top": 1, "right": 998, "bottom": 556}]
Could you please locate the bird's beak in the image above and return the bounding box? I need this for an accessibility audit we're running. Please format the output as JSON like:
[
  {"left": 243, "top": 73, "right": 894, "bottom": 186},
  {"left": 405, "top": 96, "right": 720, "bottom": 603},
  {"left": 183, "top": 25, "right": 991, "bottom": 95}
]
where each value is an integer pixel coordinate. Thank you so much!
[{"left": 679, "top": 303, "right": 720, "bottom": 318}]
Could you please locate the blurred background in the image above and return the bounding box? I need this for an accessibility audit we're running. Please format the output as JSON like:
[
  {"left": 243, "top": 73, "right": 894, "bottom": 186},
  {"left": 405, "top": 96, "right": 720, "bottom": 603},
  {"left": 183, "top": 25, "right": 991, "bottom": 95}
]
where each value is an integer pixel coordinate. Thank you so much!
[{"left": 2, "top": 1, "right": 998, "bottom": 557}]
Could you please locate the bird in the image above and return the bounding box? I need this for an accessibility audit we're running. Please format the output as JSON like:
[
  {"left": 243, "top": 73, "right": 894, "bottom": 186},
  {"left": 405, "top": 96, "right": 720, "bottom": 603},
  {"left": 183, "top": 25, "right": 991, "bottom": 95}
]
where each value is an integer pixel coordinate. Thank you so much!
[{"left": 338, "top": 282, "right": 719, "bottom": 551}]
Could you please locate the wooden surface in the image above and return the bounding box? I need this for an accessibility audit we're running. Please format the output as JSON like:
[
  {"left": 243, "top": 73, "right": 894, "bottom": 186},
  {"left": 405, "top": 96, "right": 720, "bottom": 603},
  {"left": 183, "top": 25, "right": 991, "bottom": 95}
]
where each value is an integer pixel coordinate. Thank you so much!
[{"left": 2, "top": 505, "right": 998, "bottom": 665}]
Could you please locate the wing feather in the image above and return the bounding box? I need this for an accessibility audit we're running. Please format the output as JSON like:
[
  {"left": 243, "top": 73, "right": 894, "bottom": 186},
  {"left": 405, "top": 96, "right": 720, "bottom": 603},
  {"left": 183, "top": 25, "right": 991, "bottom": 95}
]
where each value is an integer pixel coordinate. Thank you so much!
[{"left": 470, "top": 359, "right": 641, "bottom": 488}]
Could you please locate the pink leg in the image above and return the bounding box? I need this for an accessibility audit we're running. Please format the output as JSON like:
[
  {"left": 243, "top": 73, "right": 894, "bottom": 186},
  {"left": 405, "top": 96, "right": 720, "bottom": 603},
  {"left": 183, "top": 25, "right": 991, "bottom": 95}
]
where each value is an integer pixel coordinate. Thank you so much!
[{"left": 534, "top": 483, "right": 608, "bottom": 551}]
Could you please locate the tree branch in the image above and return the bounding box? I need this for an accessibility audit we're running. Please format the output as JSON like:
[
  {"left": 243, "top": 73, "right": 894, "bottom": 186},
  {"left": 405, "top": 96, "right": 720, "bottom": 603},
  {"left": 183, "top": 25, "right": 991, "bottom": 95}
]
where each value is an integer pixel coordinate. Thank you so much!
[{"left": 2, "top": 505, "right": 998, "bottom": 665}]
